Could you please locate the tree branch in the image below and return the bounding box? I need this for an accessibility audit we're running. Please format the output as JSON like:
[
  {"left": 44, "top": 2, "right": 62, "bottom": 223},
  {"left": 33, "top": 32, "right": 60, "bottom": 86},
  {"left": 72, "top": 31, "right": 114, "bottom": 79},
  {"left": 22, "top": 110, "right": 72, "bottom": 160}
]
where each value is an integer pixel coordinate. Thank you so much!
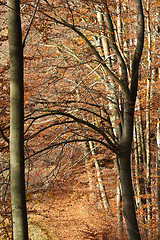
[
  {"left": 0, "top": 126, "right": 9, "bottom": 144},
  {"left": 25, "top": 137, "right": 116, "bottom": 160},
  {"left": 42, "top": 11, "right": 130, "bottom": 99},
  {"left": 39, "top": 109, "right": 118, "bottom": 150},
  {"left": 131, "top": 0, "right": 144, "bottom": 101},
  {"left": 22, "top": 0, "right": 40, "bottom": 48},
  {"left": 101, "top": 0, "right": 128, "bottom": 86}
]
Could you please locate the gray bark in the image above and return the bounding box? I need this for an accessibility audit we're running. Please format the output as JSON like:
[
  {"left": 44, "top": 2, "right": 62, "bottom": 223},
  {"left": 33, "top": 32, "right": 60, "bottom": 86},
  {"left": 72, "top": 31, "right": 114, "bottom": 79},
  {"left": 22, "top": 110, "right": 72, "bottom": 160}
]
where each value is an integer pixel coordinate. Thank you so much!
[
  {"left": 96, "top": 6, "right": 123, "bottom": 234},
  {"left": 134, "top": 124, "right": 141, "bottom": 207},
  {"left": 116, "top": 177, "right": 123, "bottom": 239},
  {"left": 7, "top": 0, "right": 28, "bottom": 239},
  {"left": 89, "top": 141, "right": 110, "bottom": 213}
]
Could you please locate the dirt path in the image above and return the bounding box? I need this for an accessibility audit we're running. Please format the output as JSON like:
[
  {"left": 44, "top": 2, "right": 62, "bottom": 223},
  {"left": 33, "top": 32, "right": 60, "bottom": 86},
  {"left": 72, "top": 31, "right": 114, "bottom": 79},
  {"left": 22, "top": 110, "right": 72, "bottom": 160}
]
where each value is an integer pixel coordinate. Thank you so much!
[{"left": 27, "top": 169, "right": 119, "bottom": 240}]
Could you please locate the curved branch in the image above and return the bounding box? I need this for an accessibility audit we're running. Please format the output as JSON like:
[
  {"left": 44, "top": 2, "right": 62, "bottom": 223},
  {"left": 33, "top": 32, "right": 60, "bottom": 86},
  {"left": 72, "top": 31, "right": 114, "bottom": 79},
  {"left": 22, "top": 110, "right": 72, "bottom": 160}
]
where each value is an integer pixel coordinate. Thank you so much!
[
  {"left": 45, "top": 110, "right": 118, "bottom": 150},
  {"left": 25, "top": 137, "right": 117, "bottom": 160},
  {"left": 0, "top": 126, "right": 9, "bottom": 144},
  {"left": 25, "top": 120, "right": 74, "bottom": 140},
  {"left": 26, "top": 108, "right": 118, "bottom": 151},
  {"left": 42, "top": 12, "right": 130, "bottom": 98}
]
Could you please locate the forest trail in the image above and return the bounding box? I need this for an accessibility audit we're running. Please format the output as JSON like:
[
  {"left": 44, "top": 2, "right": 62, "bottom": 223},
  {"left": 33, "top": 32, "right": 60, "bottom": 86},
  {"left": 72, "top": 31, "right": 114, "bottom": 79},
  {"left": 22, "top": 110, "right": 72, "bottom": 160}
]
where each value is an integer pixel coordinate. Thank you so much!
[{"left": 27, "top": 164, "right": 119, "bottom": 240}]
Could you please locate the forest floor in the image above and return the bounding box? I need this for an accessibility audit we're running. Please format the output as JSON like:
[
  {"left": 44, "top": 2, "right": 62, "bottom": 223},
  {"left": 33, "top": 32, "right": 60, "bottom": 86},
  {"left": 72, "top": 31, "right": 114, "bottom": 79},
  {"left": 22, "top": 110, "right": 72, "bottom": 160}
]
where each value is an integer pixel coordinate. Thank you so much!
[{"left": 27, "top": 161, "right": 122, "bottom": 240}]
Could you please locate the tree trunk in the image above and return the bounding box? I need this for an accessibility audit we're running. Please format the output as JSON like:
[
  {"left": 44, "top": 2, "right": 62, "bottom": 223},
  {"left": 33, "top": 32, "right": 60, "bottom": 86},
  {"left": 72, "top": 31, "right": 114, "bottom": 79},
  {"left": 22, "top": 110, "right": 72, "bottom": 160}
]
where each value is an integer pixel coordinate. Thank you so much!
[
  {"left": 7, "top": 0, "right": 28, "bottom": 239},
  {"left": 117, "top": 177, "right": 123, "bottom": 239},
  {"left": 82, "top": 142, "right": 95, "bottom": 201},
  {"left": 156, "top": 111, "right": 160, "bottom": 237},
  {"left": 119, "top": 147, "right": 140, "bottom": 240},
  {"left": 133, "top": 124, "right": 141, "bottom": 207},
  {"left": 89, "top": 141, "right": 110, "bottom": 213},
  {"left": 119, "top": 102, "right": 141, "bottom": 240},
  {"left": 146, "top": 0, "right": 152, "bottom": 224}
]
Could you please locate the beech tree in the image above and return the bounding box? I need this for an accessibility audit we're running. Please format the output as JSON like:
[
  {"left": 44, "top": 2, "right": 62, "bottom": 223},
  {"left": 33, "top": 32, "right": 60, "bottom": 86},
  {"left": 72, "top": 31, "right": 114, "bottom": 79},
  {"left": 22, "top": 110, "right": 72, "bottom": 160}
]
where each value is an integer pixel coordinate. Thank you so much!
[
  {"left": 24, "top": 0, "right": 144, "bottom": 239},
  {"left": 7, "top": 0, "right": 28, "bottom": 239}
]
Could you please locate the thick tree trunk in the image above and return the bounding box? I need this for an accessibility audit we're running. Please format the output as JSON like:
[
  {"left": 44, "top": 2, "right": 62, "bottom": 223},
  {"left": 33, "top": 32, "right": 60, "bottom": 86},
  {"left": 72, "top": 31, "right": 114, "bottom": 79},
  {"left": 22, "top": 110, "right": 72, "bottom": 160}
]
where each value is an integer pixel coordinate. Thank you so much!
[
  {"left": 7, "top": 0, "right": 28, "bottom": 239},
  {"left": 119, "top": 146, "right": 140, "bottom": 240},
  {"left": 119, "top": 102, "right": 141, "bottom": 240}
]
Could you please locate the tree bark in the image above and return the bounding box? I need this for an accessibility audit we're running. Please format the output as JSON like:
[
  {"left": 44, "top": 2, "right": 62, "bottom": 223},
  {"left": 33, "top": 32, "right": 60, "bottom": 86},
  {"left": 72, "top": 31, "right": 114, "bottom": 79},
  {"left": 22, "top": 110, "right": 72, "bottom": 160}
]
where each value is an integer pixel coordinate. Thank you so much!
[
  {"left": 156, "top": 111, "right": 160, "bottom": 236},
  {"left": 119, "top": 102, "right": 141, "bottom": 240},
  {"left": 116, "top": 177, "right": 123, "bottom": 239},
  {"left": 89, "top": 141, "right": 110, "bottom": 213},
  {"left": 133, "top": 124, "right": 141, "bottom": 207},
  {"left": 7, "top": 0, "right": 28, "bottom": 239},
  {"left": 146, "top": 0, "right": 152, "bottom": 224}
]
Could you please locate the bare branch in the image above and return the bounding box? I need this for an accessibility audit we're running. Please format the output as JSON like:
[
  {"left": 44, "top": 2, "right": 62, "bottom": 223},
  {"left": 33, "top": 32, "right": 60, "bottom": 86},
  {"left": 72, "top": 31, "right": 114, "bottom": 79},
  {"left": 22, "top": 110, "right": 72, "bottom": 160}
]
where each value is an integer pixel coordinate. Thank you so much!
[
  {"left": 25, "top": 137, "right": 116, "bottom": 160},
  {"left": 0, "top": 126, "right": 9, "bottom": 144},
  {"left": 42, "top": 11, "right": 130, "bottom": 98},
  {"left": 22, "top": 0, "right": 40, "bottom": 48}
]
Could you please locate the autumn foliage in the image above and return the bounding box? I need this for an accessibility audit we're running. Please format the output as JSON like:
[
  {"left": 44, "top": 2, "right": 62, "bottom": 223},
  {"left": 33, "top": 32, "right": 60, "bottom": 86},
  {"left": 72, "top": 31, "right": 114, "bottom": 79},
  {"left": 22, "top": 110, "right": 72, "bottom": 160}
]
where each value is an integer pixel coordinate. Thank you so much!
[{"left": 0, "top": 0, "right": 160, "bottom": 239}]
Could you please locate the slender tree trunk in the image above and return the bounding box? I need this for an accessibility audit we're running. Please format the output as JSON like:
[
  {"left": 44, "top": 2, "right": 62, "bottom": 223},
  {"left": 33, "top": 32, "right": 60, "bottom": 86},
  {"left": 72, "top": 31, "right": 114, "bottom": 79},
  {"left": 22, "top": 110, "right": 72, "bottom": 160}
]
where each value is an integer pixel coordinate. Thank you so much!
[
  {"left": 135, "top": 113, "right": 146, "bottom": 205},
  {"left": 89, "top": 141, "right": 110, "bottom": 213},
  {"left": 146, "top": 0, "right": 152, "bottom": 225},
  {"left": 134, "top": 124, "right": 141, "bottom": 207},
  {"left": 82, "top": 142, "right": 95, "bottom": 201},
  {"left": 134, "top": 117, "right": 147, "bottom": 234},
  {"left": 115, "top": 4, "right": 124, "bottom": 236},
  {"left": 7, "top": 0, "right": 28, "bottom": 239},
  {"left": 156, "top": 111, "right": 160, "bottom": 237},
  {"left": 116, "top": 0, "right": 123, "bottom": 50},
  {"left": 116, "top": 177, "right": 123, "bottom": 239},
  {"left": 137, "top": 99, "right": 146, "bottom": 167}
]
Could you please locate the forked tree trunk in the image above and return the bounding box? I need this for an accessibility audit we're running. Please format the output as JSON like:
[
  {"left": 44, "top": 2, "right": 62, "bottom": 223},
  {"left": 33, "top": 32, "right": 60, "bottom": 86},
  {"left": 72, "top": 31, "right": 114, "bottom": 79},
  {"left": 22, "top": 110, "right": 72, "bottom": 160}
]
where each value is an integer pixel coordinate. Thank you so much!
[
  {"left": 118, "top": 0, "right": 144, "bottom": 238},
  {"left": 7, "top": 0, "right": 28, "bottom": 239}
]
